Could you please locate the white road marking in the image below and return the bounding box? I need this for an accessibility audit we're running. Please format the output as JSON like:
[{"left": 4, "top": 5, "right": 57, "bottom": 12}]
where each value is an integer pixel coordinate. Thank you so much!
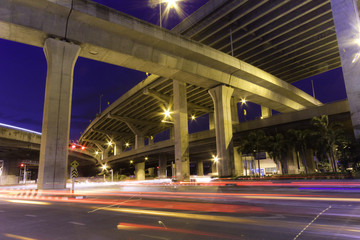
[
  {"left": 69, "top": 221, "right": 85, "bottom": 226},
  {"left": 25, "top": 214, "right": 37, "bottom": 217}
]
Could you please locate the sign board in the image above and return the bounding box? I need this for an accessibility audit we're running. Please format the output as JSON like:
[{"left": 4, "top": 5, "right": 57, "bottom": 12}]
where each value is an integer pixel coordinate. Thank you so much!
[
  {"left": 70, "top": 160, "right": 79, "bottom": 169},
  {"left": 71, "top": 168, "right": 78, "bottom": 178}
]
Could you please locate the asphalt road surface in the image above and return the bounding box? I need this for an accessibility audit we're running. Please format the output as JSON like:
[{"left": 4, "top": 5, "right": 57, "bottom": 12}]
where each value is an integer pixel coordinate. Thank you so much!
[{"left": 0, "top": 181, "right": 360, "bottom": 240}]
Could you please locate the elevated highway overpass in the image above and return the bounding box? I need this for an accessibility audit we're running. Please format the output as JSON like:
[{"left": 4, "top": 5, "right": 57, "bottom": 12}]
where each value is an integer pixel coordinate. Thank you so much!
[
  {"left": 0, "top": 124, "right": 97, "bottom": 184},
  {"left": 0, "top": 0, "right": 359, "bottom": 187}
]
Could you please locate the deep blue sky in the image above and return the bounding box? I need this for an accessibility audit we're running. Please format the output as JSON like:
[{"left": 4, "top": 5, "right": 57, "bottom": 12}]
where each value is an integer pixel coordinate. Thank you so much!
[{"left": 0, "top": 0, "right": 347, "bottom": 140}]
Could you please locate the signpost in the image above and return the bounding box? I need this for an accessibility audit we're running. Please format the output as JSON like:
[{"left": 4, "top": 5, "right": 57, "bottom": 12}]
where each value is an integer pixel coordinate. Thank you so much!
[{"left": 70, "top": 161, "right": 79, "bottom": 193}]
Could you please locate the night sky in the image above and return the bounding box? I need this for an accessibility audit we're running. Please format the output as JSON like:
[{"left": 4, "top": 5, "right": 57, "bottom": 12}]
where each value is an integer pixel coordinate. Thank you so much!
[{"left": 0, "top": 0, "right": 347, "bottom": 141}]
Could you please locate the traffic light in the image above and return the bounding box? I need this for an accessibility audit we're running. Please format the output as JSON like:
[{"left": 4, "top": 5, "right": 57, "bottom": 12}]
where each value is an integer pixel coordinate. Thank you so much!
[{"left": 20, "top": 163, "right": 24, "bottom": 168}]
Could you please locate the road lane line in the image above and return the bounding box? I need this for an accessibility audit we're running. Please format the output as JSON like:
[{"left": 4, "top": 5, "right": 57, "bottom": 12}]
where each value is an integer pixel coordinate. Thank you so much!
[
  {"left": 25, "top": 214, "right": 37, "bottom": 217},
  {"left": 3, "top": 233, "right": 37, "bottom": 240},
  {"left": 68, "top": 221, "right": 85, "bottom": 226},
  {"left": 293, "top": 205, "right": 332, "bottom": 240}
]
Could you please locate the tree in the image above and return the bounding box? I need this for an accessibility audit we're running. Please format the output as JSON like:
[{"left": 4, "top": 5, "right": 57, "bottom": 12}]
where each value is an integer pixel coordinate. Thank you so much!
[
  {"left": 311, "top": 115, "right": 344, "bottom": 172},
  {"left": 266, "top": 133, "right": 289, "bottom": 175},
  {"left": 287, "top": 129, "right": 311, "bottom": 174},
  {"left": 246, "top": 130, "right": 268, "bottom": 177}
]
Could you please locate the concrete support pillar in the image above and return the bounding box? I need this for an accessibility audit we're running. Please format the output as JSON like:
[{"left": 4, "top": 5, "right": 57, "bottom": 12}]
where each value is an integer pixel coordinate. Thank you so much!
[
  {"left": 38, "top": 38, "right": 80, "bottom": 189},
  {"left": 148, "top": 167, "right": 155, "bottom": 178},
  {"left": 135, "top": 135, "right": 145, "bottom": 149},
  {"left": 331, "top": 0, "right": 360, "bottom": 137},
  {"left": 209, "top": 113, "right": 215, "bottom": 130},
  {"left": 305, "top": 149, "right": 316, "bottom": 173},
  {"left": 197, "top": 159, "right": 204, "bottom": 176},
  {"left": 114, "top": 141, "right": 123, "bottom": 156},
  {"left": 148, "top": 136, "right": 154, "bottom": 145},
  {"left": 261, "top": 106, "right": 272, "bottom": 119},
  {"left": 287, "top": 148, "right": 298, "bottom": 174},
  {"left": 173, "top": 80, "right": 190, "bottom": 181},
  {"left": 233, "top": 147, "right": 243, "bottom": 177},
  {"left": 231, "top": 98, "right": 239, "bottom": 124},
  {"left": 159, "top": 153, "right": 167, "bottom": 178},
  {"left": 135, "top": 162, "right": 145, "bottom": 180},
  {"left": 208, "top": 85, "right": 235, "bottom": 177},
  {"left": 170, "top": 127, "right": 175, "bottom": 140},
  {"left": 211, "top": 161, "right": 217, "bottom": 174}
]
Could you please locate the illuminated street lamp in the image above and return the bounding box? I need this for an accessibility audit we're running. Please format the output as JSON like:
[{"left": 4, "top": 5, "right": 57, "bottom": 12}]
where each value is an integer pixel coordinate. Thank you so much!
[{"left": 152, "top": 0, "right": 182, "bottom": 28}]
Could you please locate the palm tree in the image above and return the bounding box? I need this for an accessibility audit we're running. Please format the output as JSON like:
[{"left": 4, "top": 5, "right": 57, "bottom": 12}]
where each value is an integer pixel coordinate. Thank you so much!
[
  {"left": 266, "top": 133, "right": 289, "bottom": 175},
  {"left": 311, "top": 115, "right": 344, "bottom": 172},
  {"left": 238, "top": 139, "right": 253, "bottom": 176},
  {"left": 287, "top": 129, "right": 310, "bottom": 174},
  {"left": 247, "top": 130, "right": 268, "bottom": 177}
]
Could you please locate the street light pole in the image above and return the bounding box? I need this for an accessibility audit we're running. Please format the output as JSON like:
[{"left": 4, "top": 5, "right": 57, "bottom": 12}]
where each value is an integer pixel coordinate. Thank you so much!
[{"left": 159, "top": 1, "right": 162, "bottom": 28}]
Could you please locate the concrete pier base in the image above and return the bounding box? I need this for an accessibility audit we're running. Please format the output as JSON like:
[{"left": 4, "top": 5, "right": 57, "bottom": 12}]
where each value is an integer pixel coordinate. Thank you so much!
[{"left": 37, "top": 38, "right": 80, "bottom": 190}]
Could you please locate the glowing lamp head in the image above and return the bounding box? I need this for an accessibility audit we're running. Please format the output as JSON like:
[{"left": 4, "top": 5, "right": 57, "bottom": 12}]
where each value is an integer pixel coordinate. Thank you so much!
[
  {"left": 130, "top": 160, "right": 133, "bottom": 164},
  {"left": 166, "top": 0, "right": 178, "bottom": 8},
  {"left": 20, "top": 163, "right": 24, "bottom": 168},
  {"left": 145, "top": 157, "right": 148, "bottom": 161},
  {"left": 212, "top": 155, "right": 218, "bottom": 162},
  {"left": 125, "top": 142, "right": 130, "bottom": 147},
  {"left": 163, "top": 109, "right": 171, "bottom": 118},
  {"left": 107, "top": 141, "right": 112, "bottom": 146},
  {"left": 102, "top": 164, "right": 107, "bottom": 170},
  {"left": 191, "top": 115, "right": 196, "bottom": 120},
  {"left": 81, "top": 146, "right": 85, "bottom": 150},
  {"left": 241, "top": 99, "right": 246, "bottom": 104},
  {"left": 95, "top": 151, "right": 99, "bottom": 155},
  {"left": 71, "top": 144, "right": 76, "bottom": 149}
]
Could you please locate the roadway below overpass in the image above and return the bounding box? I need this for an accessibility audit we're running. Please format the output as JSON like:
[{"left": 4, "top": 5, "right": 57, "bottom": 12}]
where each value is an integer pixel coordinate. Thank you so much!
[
  {"left": 0, "top": 124, "right": 97, "bottom": 185},
  {"left": 104, "top": 100, "right": 351, "bottom": 167},
  {"left": 1, "top": 180, "right": 360, "bottom": 240}
]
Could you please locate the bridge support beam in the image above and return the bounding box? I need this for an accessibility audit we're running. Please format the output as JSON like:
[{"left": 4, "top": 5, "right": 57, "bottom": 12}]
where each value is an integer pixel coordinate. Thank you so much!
[
  {"left": 158, "top": 153, "right": 167, "bottom": 179},
  {"left": 173, "top": 80, "right": 190, "bottom": 181},
  {"left": 331, "top": 0, "right": 360, "bottom": 138},
  {"left": 209, "top": 85, "right": 234, "bottom": 177},
  {"left": 261, "top": 106, "right": 272, "bottom": 119},
  {"left": 38, "top": 38, "right": 80, "bottom": 189},
  {"left": 197, "top": 159, "right": 204, "bottom": 176},
  {"left": 135, "top": 162, "right": 145, "bottom": 180},
  {"left": 231, "top": 98, "right": 239, "bottom": 124}
]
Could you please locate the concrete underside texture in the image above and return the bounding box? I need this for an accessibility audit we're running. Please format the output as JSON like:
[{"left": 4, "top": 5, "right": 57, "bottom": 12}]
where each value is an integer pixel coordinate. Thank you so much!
[
  {"left": 0, "top": 0, "right": 322, "bottom": 114},
  {"left": 173, "top": 80, "right": 190, "bottom": 181},
  {"left": 37, "top": 38, "right": 80, "bottom": 190},
  {"left": 209, "top": 85, "right": 235, "bottom": 177},
  {"left": 331, "top": 0, "right": 360, "bottom": 138}
]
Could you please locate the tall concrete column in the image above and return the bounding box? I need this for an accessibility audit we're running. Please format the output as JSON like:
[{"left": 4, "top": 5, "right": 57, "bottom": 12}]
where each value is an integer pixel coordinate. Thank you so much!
[
  {"left": 231, "top": 98, "right": 239, "bottom": 124},
  {"left": 114, "top": 140, "right": 123, "bottom": 156},
  {"left": 331, "top": 0, "right": 360, "bottom": 137},
  {"left": 170, "top": 127, "right": 175, "bottom": 140},
  {"left": 135, "top": 162, "right": 145, "bottom": 180},
  {"left": 173, "top": 80, "right": 190, "bottom": 181},
  {"left": 159, "top": 153, "right": 167, "bottom": 178},
  {"left": 233, "top": 147, "right": 243, "bottom": 176},
  {"left": 208, "top": 85, "right": 235, "bottom": 177},
  {"left": 135, "top": 135, "right": 145, "bottom": 149},
  {"left": 197, "top": 159, "right": 204, "bottom": 176},
  {"left": 148, "top": 167, "right": 155, "bottom": 178},
  {"left": 261, "top": 106, "right": 272, "bottom": 119},
  {"left": 209, "top": 113, "right": 215, "bottom": 130},
  {"left": 38, "top": 38, "right": 80, "bottom": 190}
]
